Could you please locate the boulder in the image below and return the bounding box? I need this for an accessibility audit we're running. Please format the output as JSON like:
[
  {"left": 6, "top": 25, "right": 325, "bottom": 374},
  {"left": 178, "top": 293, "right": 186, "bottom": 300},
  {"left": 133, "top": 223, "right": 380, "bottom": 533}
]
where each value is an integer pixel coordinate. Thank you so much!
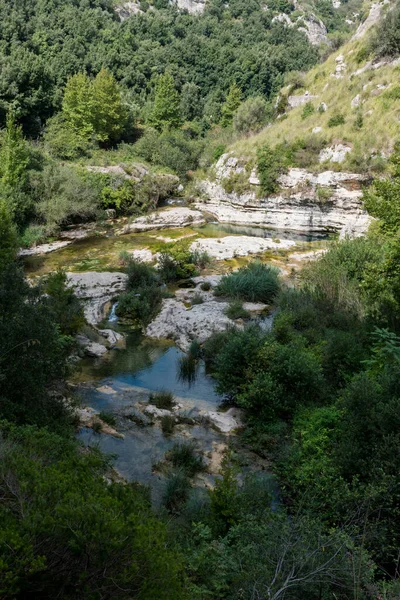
[
  {"left": 97, "top": 329, "right": 125, "bottom": 347},
  {"left": 299, "top": 15, "right": 328, "bottom": 46},
  {"left": 67, "top": 272, "right": 128, "bottom": 325},
  {"left": 204, "top": 408, "right": 243, "bottom": 434},
  {"left": 170, "top": 0, "right": 207, "bottom": 13},
  {"left": 119, "top": 207, "right": 205, "bottom": 234},
  {"left": 144, "top": 405, "right": 176, "bottom": 419},
  {"left": 76, "top": 335, "right": 108, "bottom": 358}
]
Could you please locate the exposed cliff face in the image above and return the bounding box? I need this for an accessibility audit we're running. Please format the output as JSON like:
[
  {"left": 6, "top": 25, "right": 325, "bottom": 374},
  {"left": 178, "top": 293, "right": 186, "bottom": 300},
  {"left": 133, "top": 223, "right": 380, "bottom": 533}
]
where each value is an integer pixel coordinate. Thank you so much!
[
  {"left": 196, "top": 154, "right": 371, "bottom": 236},
  {"left": 170, "top": 0, "right": 207, "bottom": 13}
]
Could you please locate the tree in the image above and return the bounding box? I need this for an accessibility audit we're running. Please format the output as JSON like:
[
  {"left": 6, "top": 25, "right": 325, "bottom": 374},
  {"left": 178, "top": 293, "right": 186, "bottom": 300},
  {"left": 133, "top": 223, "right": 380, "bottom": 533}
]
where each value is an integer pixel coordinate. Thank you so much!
[
  {"left": 220, "top": 83, "right": 242, "bottom": 127},
  {"left": 0, "top": 112, "right": 29, "bottom": 189},
  {"left": 150, "top": 73, "right": 181, "bottom": 131},
  {"left": 0, "top": 201, "right": 17, "bottom": 271},
  {"left": 91, "top": 68, "right": 127, "bottom": 142},
  {"left": 233, "top": 96, "right": 268, "bottom": 134},
  {"left": 256, "top": 143, "right": 287, "bottom": 195},
  {"left": 180, "top": 82, "right": 202, "bottom": 122},
  {"left": 62, "top": 73, "right": 94, "bottom": 139}
]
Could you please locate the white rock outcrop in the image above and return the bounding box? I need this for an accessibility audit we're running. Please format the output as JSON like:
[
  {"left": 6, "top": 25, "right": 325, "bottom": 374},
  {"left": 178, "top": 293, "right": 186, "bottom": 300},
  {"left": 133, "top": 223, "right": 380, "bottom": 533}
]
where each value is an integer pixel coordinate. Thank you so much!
[
  {"left": 76, "top": 335, "right": 108, "bottom": 358},
  {"left": 115, "top": 1, "right": 143, "bottom": 20},
  {"left": 288, "top": 91, "right": 318, "bottom": 109},
  {"left": 67, "top": 272, "right": 128, "bottom": 325},
  {"left": 204, "top": 408, "right": 243, "bottom": 434},
  {"left": 198, "top": 157, "right": 371, "bottom": 237},
  {"left": 299, "top": 15, "right": 328, "bottom": 46},
  {"left": 170, "top": 0, "right": 207, "bottom": 13},
  {"left": 146, "top": 297, "right": 232, "bottom": 351},
  {"left": 319, "top": 144, "right": 352, "bottom": 164},
  {"left": 19, "top": 241, "right": 72, "bottom": 256},
  {"left": 190, "top": 235, "right": 295, "bottom": 260},
  {"left": 119, "top": 207, "right": 205, "bottom": 234},
  {"left": 352, "top": 1, "right": 388, "bottom": 41}
]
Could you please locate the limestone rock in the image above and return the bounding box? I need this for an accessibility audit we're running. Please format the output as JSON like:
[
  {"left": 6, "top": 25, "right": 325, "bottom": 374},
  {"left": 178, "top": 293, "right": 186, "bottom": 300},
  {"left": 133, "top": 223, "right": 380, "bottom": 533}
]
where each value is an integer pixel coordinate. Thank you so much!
[
  {"left": 317, "top": 102, "right": 327, "bottom": 112},
  {"left": 288, "top": 91, "right": 318, "bottom": 109},
  {"left": 299, "top": 15, "right": 328, "bottom": 46},
  {"left": 115, "top": 1, "right": 143, "bottom": 20},
  {"left": 204, "top": 408, "right": 243, "bottom": 434},
  {"left": 76, "top": 406, "right": 123, "bottom": 438},
  {"left": 331, "top": 54, "right": 346, "bottom": 78},
  {"left": 170, "top": 0, "right": 207, "bottom": 13},
  {"left": 146, "top": 298, "right": 233, "bottom": 351},
  {"left": 19, "top": 241, "right": 72, "bottom": 256},
  {"left": 144, "top": 405, "right": 176, "bottom": 419},
  {"left": 67, "top": 272, "right": 128, "bottom": 325},
  {"left": 119, "top": 207, "right": 205, "bottom": 234},
  {"left": 129, "top": 249, "right": 155, "bottom": 263},
  {"left": 312, "top": 126, "right": 323, "bottom": 134},
  {"left": 97, "top": 329, "right": 125, "bottom": 347},
  {"left": 76, "top": 335, "right": 108, "bottom": 357},
  {"left": 352, "top": 1, "right": 388, "bottom": 41},
  {"left": 351, "top": 94, "right": 362, "bottom": 108},
  {"left": 319, "top": 144, "right": 352, "bottom": 164},
  {"left": 190, "top": 235, "right": 295, "bottom": 260},
  {"left": 197, "top": 162, "right": 370, "bottom": 235}
]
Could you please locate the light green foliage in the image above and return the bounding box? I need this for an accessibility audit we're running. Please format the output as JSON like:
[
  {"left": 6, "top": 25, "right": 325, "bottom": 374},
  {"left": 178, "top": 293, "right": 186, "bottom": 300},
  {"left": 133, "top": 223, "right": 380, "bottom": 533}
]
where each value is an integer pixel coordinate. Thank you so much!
[
  {"left": 301, "top": 101, "right": 315, "bottom": 119},
  {"left": 220, "top": 83, "right": 242, "bottom": 128},
  {"left": 0, "top": 112, "right": 29, "bottom": 189},
  {"left": 215, "top": 262, "right": 280, "bottom": 303},
  {"left": 364, "top": 145, "right": 400, "bottom": 233},
  {"left": 150, "top": 73, "right": 181, "bottom": 131},
  {"left": 233, "top": 96, "right": 269, "bottom": 134},
  {"left": 0, "top": 201, "right": 17, "bottom": 271},
  {"left": 0, "top": 423, "right": 186, "bottom": 599},
  {"left": 44, "top": 112, "right": 94, "bottom": 159},
  {"left": 62, "top": 69, "right": 127, "bottom": 144},
  {"left": 256, "top": 142, "right": 288, "bottom": 195}
]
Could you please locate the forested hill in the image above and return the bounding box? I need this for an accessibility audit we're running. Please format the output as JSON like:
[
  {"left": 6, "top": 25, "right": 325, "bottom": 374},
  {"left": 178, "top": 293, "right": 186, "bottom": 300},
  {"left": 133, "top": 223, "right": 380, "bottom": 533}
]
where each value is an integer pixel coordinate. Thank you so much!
[{"left": 0, "top": 0, "right": 358, "bottom": 134}]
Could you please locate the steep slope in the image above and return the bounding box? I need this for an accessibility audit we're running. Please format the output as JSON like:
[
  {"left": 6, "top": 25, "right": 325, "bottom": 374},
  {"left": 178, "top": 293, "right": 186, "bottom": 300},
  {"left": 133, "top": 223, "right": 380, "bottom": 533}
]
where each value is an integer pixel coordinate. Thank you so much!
[{"left": 196, "top": 1, "right": 399, "bottom": 236}]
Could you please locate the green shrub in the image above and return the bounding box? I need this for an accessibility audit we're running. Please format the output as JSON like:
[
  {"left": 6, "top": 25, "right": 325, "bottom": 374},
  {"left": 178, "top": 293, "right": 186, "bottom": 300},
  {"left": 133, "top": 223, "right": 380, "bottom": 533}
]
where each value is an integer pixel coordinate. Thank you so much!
[
  {"left": 44, "top": 269, "right": 85, "bottom": 336},
  {"left": 149, "top": 390, "right": 175, "bottom": 410},
  {"left": 301, "top": 101, "right": 315, "bottom": 120},
  {"left": 161, "top": 414, "right": 175, "bottom": 436},
  {"left": 98, "top": 411, "right": 117, "bottom": 427},
  {"left": 116, "top": 284, "right": 163, "bottom": 325},
  {"left": 316, "top": 186, "right": 333, "bottom": 203},
  {"left": 233, "top": 96, "right": 268, "bottom": 134},
  {"left": 167, "top": 442, "right": 205, "bottom": 477},
  {"left": 225, "top": 300, "right": 250, "bottom": 320},
  {"left": 215, "top": 262, "right": 280, "bottom": 303},
  {"left": 189, "top": 339, "right": 201, "bottom": 359},
  {"left": 200, "top": 281, "right": 211, "bottom": 291},
  {"left": 327, "top": 112, "right": 345, "bottom": 127},
  {"left": 178, "top": 354, "right": 198, "bottom": 385},
  {"left": 19, "top": 223, "right": 46, "bottom": 248},
  {"left": 213, "top": 144, "right": 226, "bottom": 161},
  {"left": 125, "top": 256, "right": 158, "bottom": 290},
  {"left": 384, "top": 85, "right": 400, "bottom": 100},
  {"left": 256, "top": 143, "right": 288, "bottom": 195},
  {"left": 163, "top": 470, "right": 190, "bottom": 512},
  {"left": 157, "top": 241, "right": 200, "bottom": 282}
]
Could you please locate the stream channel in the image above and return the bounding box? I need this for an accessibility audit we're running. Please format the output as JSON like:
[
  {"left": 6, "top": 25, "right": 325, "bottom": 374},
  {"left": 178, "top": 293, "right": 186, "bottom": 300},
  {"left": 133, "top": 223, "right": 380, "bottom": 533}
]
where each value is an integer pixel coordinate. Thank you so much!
[{"left": 26, "top": 221, "right": 328, "bottom": 506}]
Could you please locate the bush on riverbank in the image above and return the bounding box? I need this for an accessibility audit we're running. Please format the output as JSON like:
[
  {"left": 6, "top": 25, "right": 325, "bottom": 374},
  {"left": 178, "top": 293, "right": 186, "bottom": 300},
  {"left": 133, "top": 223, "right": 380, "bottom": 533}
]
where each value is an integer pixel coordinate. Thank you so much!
[{"left": 215, "top": 262, "right": 280, "bottom": 303}]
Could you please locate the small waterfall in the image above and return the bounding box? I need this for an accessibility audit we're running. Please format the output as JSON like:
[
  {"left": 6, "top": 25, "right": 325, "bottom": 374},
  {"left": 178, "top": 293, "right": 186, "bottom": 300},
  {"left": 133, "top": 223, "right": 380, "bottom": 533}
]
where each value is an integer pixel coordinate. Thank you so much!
[{"left": 108, "top": 302, "right": 119, "bottom": 323}]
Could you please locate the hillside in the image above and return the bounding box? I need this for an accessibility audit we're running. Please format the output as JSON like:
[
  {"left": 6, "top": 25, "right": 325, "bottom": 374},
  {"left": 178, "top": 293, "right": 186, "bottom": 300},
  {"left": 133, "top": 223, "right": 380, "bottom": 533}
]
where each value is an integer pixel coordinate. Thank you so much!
[{"left": 223, "top": 1, "right": 400, "bottom": 173}]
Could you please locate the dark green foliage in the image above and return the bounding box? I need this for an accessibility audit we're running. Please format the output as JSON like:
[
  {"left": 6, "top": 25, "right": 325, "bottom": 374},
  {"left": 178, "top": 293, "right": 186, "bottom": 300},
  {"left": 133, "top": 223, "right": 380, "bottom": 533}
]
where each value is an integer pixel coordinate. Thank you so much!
[
  {"left": 167, "top": 442, "right": 205, "bottom": 477},
  {"left": 116, "top": 285, "right": 164, "bottom": 326},
  {"left": 371, "top": 4, "right": 400, "bottom": 58},
  {"left": 256, "top": 143, "right": 288, "bottom": 195},
  {"left": 327, "top": 112, "right": 345, "bottom": 127},
  {"left": 215, "top": 262, "right": 280, "bottom": 303},
  {"left": 163, "top": 469, "right": 191, "bottom": 512},
  {"left": 189, "top": 339, "right": 201, "bottom": 359},
  {"left": 200, "top": 281, "right": 211, "bottom": 291},
  {"left": 0, "top": 200, "right": 17, "bottom": 271},
  {"left": 225, "top": 300, "right": 250, "bottom": 320},
  {"left": 126, "top": 257, "right": 158, "bottom": 290},
  {"left": 44, "top": 269, "right": 85, "bottom": 336},
  {"left": 0, "top": 423, "right": 186, "bottom": 599},
  {"left": 0, "top": 264, "right": 73, "bottom": 429},
  {"left": 149, "top": 390, "right": 175, "bottom": 410}
]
